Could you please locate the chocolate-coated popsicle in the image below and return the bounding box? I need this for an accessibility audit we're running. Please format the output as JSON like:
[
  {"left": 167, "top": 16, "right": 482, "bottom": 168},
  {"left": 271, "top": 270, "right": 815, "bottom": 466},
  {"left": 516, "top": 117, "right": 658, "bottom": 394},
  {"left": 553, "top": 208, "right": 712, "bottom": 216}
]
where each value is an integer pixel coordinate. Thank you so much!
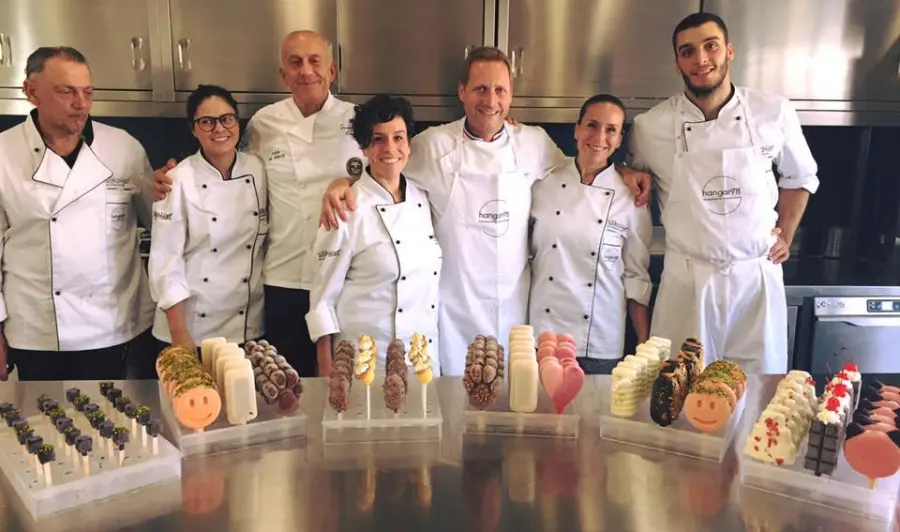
[{"left": 65, "top": 388, "right": 81, "bottom": 404}]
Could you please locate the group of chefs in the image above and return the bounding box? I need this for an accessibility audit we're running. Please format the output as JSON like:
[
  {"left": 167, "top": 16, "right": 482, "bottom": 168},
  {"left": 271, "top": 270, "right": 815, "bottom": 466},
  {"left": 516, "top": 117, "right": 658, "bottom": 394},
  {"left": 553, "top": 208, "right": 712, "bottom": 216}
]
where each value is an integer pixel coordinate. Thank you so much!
[{"left": 0, "top": 11, "right": 818, "bottom": 382}]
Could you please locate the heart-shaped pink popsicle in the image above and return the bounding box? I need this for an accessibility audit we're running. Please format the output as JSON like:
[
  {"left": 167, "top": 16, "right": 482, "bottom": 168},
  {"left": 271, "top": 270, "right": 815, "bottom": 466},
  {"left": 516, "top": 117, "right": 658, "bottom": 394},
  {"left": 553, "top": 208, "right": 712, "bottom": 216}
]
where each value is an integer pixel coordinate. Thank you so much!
[
  {"left": 551, "top": 363, "right": 584, "bottom": 413},
  {"left": 540, "top": 357, "right": 564, "bottom": 399}
]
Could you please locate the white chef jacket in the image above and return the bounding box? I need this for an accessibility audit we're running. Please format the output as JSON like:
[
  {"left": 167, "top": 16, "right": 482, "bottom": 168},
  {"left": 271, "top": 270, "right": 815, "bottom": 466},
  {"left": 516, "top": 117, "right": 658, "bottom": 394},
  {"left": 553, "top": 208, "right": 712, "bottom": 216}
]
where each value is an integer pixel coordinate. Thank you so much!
[
  {"left": 306, "top": 171, "right": 442, "bottom": 371},
  {"left": 242, "top": 93, "right": 365, "bottom": 290},
  {"left": 529, "top": 159, "right": 652, "bottom": 359},
  {"left": 148, "top": 150, "right": 267, "bottom": 345},
  {"left": 628, "top": 86, "right": 820, "bottom": 219},
  {"left": 0, "top": 112, "right": 155, "bottom": 350},
  {"left": 403, "top": 119, "right": 566, "bottom": 375}
]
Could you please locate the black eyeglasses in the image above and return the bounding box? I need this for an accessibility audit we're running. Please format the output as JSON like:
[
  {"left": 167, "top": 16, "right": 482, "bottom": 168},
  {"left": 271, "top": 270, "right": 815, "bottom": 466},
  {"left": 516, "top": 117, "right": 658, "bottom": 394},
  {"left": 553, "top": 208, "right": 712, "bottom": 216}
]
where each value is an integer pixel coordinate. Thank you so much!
[{"left": 194, "top": 113, "right": 238, "bottom": 132}]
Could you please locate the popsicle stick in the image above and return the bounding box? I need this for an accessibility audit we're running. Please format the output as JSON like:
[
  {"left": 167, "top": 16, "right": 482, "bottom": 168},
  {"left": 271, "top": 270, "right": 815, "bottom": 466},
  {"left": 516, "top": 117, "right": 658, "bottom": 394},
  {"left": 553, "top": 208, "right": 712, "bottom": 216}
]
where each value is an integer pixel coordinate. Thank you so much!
[
  {"left": 43, "top": 464, "right": 52, "bottom": 486},
  {"left": 106, "top": 440, "right": 113, "bottom": 460},
  {"left": 152, "top": 436, "right": 158, "bottom": 456},
  {"left": 118, "top": 449, "right": 125, "bottom": 467},
  {"left": 337, "top": 412, "right": 343, "bottom": 423},
  {"left": 131, "top": 419, "right": 137, "bottom": 435},
  {"left": 141, "top": 429, "right": 147, "bottom": 448},
  {"left": 35, "top": 458, "right": 43, "bottom": 478},
  {"left": 869, "top": 477, "right": 876, "bottom": 489},
  {"left": 366, "top": 386, "right": 371, "bottom": 420},
  {"left": 421, "top": 383, "right": 427, "bottom": 417},
  {"left": 81, "top": 455, "right": 89, "bottom": 476}
]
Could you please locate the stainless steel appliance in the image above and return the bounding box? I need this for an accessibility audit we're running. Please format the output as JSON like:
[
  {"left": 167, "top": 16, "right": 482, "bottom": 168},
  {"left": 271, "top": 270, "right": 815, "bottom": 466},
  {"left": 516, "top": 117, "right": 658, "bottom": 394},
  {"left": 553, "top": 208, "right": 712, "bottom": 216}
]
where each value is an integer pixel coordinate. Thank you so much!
[{"left": 794, "top": 295, "right": 900, "bottom": 374}]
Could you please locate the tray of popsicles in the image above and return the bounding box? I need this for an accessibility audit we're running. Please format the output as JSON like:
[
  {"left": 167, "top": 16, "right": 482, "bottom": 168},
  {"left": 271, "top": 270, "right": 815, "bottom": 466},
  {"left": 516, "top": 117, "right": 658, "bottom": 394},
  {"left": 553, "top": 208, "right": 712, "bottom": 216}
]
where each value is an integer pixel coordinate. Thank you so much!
[
  {"left": 328, "top": 332, "right": 435, "bottom": 420},
  {"left": 462, "top": 327, "right": 585, "bottom": 415},
  {"left": 740, "top": 364, "right": 900, "bottom": 521},
  {"left": 0, "top": 385, "right": 178, "bottom": 518}
]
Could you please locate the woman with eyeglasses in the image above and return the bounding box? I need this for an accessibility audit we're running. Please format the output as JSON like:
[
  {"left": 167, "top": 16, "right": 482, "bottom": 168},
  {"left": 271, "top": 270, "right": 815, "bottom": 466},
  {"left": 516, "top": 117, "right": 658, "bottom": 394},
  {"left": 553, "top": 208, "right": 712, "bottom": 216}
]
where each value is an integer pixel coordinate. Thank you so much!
[{"left": 148, "top": 84, "right": 267, "bottom": 352}]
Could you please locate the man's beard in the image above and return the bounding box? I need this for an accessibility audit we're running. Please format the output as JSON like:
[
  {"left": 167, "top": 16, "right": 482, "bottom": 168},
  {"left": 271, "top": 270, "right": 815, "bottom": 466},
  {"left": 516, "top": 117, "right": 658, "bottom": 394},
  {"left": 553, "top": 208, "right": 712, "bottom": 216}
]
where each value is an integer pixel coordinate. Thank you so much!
[{"left": 682, "top": 60, "right": 729, "bottom": 98}]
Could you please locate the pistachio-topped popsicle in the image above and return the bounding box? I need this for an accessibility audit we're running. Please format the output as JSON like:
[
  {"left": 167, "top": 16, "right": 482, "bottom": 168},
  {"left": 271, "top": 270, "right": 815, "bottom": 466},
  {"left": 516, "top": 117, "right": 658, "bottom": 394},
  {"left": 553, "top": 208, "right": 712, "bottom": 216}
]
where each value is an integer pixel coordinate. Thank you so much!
[
  {"left": 409, "top": 332, "right": 434, "bottom": 415},
  {"left": 145, "top": 418, "right": 163, "bottom": 455},
  {"left": 65, "top": 388, "right": 81, "bottom": 405},
  {"left": 37, "top": 444, "right": 55, "bottom": 485},
  {"left": 73, "top": 394, "right": 90, "bottom": 412},
  {"left": 112, "top": 426, "right": 130, "bottom": 466},
  {"left": 134, "top": 405, "right": 152, "bottom": 446},
  {"left": 355, "top": 335, "right": 377, "bottom": 419},
  {"left": 74, "top": 434, "right": 93, "bottom": 475}
]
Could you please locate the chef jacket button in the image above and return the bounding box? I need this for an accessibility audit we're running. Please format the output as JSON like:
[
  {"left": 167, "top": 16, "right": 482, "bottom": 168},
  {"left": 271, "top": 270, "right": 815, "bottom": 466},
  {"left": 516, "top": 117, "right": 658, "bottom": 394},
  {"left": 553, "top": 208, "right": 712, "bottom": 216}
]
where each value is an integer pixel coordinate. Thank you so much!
[
  {"left": 556, "top": 210, "right": 560, "bottom": 215},
  {"left": 552, "top": 244, "right": 557, "bottom": 249},
  {"left": 398, "top": 308, "right": 403, "bottom": 313},
  {"left": 587, "top": 282, "right": 593, "bottom": 287},
  {"left": 242, "top": 278, "right": 248, "bottom": 283},
  {"left": 245, "top": 179, "right": 250, "bottom": 184},
  {"left": 246, "top": 244, "right": 252, "bottom": 249},
  {"left": 431, "top": 304, "right": 435, "bottom": 309},
  {"left": 200, "top": 313, "right": 207, "bottom": 318},
  {"left": 549, "top": 276, "right": 554, "bottom": 281},
  {"left": 54, "top": 291, "right": 60, "bottom": 296},
  {"left": 561, "top": 183, "right": 566, "bottom": 188},
  {"left": 736, "top": 116, "right": 742, "bottom": 121},
  {"left": 598, "top": 219, "right": 603, "bottom": 224},
  {"left": 203, "top": 277, "right": 208, "bottom": 282},
  {"left": 544, "top": 308, "right": 550, "bottom": 313},
  {"left": 202, "top": 184, "right": 207, "bottom": 189},
  {"left": 212, "top": 217, "right": 217, "bottom": 222},
  {"left": 238, "top": 310, "right": 244, "bottom": 315},
  {"left": 380, "top": 208, "right": 385, "bottom": 212},
  {"left": 433, "top": 271, "right": 437, "bottom": 275},
  {"left": 591, "top": 251, "right": 596, "bottom": 256},
  {"left": 401, "top": 276, "right": 407, "bottom": 281},
  {"left": 395, "top": 240, "right": 400, "bottom": 244},
  {"left": 429, "top": 235, "right": 433, "bottom": 239},
  {"left": 51, "top": 217, "right": 57, "bottom": 222},
  {"left": 605, "top": 191, "right": 610, "bottom": 196},
  {"left": 34, "top": 147, "right": 39, "bottom": 153},
  {"left": 686, "top": 126, "right": 692, "bottom": 132},
  {"left": 253, "top": 211, "right": 259, "bottom": 216},
  {"left": 583, "top": 315, "right": 589, "bottom": 320},
  {"left": 418, "top": 203, "right": 422, "bottom": 207},
  {"left": 212, "top": 248, "right": 218, "bottom": 252}
]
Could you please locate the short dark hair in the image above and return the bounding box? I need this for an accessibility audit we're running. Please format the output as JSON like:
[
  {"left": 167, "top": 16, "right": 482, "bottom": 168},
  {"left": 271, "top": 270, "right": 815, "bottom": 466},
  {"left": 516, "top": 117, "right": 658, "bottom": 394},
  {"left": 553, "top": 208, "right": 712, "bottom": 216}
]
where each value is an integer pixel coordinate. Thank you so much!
[
  {"left": 186, "top": 84, "right": 239, "bottom": 122},
  {"left": 672, "top": 12, "right": 729, "bottom": 53},
  {"left": 25, "top": 46, "right": 88, "bottom": 78},
  {"left": 577, "top": 94, "right": 627, "bottom": 126},
  {"left": 460, "top": 46, "right": 512, "bottom": 86},
  {"left": 350, "top": 94, "right": 415, "bottom": 149}
]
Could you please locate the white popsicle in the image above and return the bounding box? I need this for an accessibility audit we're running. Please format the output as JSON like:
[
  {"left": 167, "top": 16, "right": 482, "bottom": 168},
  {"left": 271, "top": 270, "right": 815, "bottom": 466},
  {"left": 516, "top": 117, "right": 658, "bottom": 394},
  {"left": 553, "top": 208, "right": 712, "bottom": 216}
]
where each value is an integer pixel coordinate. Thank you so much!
[
  {"left": 201, "top": 337, "right": 227, "bottom": 374},
  {"left": 224, "top": 360, "right": 258, "bottom": 425}
]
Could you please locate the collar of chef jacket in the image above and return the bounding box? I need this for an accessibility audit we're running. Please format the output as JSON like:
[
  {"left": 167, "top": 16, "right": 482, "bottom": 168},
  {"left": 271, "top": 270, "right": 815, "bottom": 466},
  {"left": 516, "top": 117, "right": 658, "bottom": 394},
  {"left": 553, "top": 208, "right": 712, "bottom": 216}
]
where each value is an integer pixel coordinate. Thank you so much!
[
  {"left": 357, "top": 167, "right": 409, "bottom": 204},
  {"left": 285, "top": 91, "right": 339, "bottom": 144},
  {"left": 678, "top": 83, "right": 738, "bottom": 123},
  {"left": 25, "top": 109, "right": 96, "bottom": 165}
]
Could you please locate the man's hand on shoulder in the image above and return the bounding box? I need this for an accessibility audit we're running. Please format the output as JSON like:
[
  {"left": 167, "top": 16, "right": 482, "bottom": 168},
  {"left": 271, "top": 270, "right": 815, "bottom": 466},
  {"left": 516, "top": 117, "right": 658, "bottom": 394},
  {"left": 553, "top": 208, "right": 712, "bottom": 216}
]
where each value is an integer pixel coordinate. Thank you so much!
[
  {"left": 320, "top": 177, "right": 358, "bottom": 231},
  {"left": 152, "top": 159, "right": 178, "bottom": 201},
  {"left": 616, "top": 164, "right": 652, "bottom": 207}
]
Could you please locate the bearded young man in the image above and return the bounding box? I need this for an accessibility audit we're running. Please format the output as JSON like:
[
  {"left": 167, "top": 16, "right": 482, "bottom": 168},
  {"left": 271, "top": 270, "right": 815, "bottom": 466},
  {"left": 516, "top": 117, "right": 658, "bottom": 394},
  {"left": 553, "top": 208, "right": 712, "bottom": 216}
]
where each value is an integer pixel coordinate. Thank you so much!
[{"left": 627, "top": 12, "right": 819, "bottom": 374}]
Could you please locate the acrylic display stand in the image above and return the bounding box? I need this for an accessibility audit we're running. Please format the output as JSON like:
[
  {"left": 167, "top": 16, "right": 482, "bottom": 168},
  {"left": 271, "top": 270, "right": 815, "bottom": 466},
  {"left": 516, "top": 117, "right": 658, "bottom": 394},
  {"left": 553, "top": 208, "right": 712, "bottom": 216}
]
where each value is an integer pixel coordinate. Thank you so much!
[
  {"left": 739, "top": 433, "right": 900, "bottom": 523},
  {"left": 596, "top": 379, "right": 746, "bottom": 462},
  {"left": 462, "top": 387, "right": 580, "bottom": 439},
  {"left": 158, "top": 383, "right": 307, "bottom": 458},
  {"left": 321, "top": 380, "right": 442, "bottom": 444},
  {"left": 0, "top": 412, "right": 182, "bottom": 519}
]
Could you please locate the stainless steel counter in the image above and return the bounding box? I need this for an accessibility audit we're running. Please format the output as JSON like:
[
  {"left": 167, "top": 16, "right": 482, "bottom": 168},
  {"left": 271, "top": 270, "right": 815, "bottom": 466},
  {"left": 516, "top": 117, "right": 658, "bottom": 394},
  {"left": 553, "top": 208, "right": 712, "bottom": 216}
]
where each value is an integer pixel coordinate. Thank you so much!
[{"left": 0, "top": 377, "right": 896, "bottom": 532}]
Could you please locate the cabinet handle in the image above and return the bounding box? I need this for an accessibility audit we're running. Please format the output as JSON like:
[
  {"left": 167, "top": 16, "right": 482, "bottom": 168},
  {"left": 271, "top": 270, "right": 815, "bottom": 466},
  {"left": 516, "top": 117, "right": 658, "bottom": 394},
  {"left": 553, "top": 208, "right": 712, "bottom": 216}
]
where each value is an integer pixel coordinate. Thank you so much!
[
  {"left": 0, "top": 34, "right": 10, "bottom": 67},
  {"left": 516, "top": 47, "right": 525, "bottom": 77},
  {"left": 338, "top": 43, "right": 342, "bottom": 72},
  {"left": 464, "top": 44, "right": 480, "bottom": 60},
  {"left": 509, "top": 48, "right": 517, "bottom": 78},
  {"left": 177, "top": 38, "right": 192, "bottom": 71},
  {"left": 130, "top": 37, "right": 146, "bottom": 72}
]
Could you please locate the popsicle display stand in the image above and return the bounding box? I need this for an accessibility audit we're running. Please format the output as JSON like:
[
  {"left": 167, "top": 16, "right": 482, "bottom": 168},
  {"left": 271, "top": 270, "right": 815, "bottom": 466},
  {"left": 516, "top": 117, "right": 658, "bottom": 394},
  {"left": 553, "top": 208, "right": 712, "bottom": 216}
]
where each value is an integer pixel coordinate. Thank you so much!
[
  {"left": 596, "top": 376, "right": 747, "bottom": 462},
  {"left": 158, "top": 382, "right": 307, "bottom": 457},
  {"left": 463, "top": 387, "right": 580, "bottom": 439},
  {"left": 0, "top": 404, "right": 181, "bottom": 518},
  {"left": 321, "top": 379, "right": 442, "bottom": 444},
  {"left": 739, "top": 433, "right": 900, "bottom": 523}
]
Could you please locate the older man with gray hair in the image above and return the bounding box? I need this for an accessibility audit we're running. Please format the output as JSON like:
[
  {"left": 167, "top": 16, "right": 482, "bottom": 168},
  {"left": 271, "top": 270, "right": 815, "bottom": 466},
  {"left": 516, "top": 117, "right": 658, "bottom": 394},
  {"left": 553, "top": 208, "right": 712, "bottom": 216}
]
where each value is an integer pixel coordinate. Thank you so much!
[
  {"left": 153, "top": 30, "right": 364, "bottom": 377},
  {"left": 0, "top": 46, "right": 155, "bottom": 381}
]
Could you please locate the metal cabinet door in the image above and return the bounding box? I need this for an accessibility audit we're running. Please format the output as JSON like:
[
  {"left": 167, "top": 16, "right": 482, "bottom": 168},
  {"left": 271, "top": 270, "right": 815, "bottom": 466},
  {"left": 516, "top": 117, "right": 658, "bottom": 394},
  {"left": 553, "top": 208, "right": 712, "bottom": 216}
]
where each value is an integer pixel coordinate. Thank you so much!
[
  {"left": 337, "top": 0, "right": 487, "bottom": 95},
  {"left": 501, "top": 0, "right": 699, "bottom": 99},
  {"left": 170, "top": 0, "right": 337, "bottom": 93},
  {"left": 704, "top": 0, "right": 900, "bottom": 102},
  {"left": 0, "top": 0, "right": 152, "bottom": 91}
]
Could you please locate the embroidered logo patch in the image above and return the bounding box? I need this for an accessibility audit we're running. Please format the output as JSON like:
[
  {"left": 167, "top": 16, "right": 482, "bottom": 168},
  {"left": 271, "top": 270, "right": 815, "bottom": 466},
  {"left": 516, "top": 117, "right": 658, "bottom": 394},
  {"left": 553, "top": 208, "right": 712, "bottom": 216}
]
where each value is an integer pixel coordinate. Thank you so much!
[{"left": 346, "top": 157, "right": 363, "bottom": 178}]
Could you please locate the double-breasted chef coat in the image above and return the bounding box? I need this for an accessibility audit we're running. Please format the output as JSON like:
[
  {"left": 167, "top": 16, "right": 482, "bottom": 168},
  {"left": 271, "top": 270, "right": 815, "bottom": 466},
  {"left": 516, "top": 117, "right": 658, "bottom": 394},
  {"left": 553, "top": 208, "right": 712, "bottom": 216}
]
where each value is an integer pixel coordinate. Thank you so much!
[
  {"left": 306, "top": 171, "right": 442, "bottom": 371},
  {"left": 148, "top": 150, "right": 267, "bottom": 345},
  {"left": 0, "top": 111, "right": 155, "bottom": 351},
  {"left": 628, "top": 85, "right": 819, "bottom": 373},
  {"left": 529, "top": 159, "right": 653, "bottom": 359},
  {"left": 403, "top": 119, "right": 567, "bottom": 375},
  {"left": 243, "top": 93, "right": 365, "bottom": 290}
]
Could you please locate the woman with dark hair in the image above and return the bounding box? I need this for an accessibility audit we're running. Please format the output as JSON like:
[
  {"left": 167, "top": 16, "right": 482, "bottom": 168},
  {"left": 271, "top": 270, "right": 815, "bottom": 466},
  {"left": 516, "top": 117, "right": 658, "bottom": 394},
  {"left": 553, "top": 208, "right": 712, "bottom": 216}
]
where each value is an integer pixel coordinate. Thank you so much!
[
  {"left": 529, "top": 94, "right": 652, "bottom": 374},
  {"left": 306, "top": 94, "right": 441, "bottom": 376},
  {"left": 149, "top": 84, "right": 267, "bottom": 351}
]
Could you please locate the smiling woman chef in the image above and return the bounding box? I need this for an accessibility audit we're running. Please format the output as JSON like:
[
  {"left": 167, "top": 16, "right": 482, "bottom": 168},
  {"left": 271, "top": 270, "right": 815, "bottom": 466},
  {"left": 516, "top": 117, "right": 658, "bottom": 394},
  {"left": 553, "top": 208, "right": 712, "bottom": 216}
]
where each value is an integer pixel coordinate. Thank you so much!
[
  {"left": 306, "top": 95, "right": 441, "bottom": 376},
  {"left": 148, "top": 85, "right": 267, "bottom": 354},
  {"left": 529, "top": 94, "right": 652, "bottom": 374}
]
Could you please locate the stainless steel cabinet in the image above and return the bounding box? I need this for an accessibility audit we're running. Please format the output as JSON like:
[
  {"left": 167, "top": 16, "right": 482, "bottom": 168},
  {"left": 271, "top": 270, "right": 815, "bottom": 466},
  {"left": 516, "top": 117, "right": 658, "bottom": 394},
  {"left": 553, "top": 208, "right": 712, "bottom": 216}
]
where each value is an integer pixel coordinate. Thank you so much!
[
  {"left": 0, "top": 0, "right": 153, "bottom": 91},
  {"left": 336, "top": 0, "right": 489, "bottom": 96},
  {"left": 499, "top": 0, "right": 699, "bottom": 99},
  {"left": 169, "top": 0, "right": 337, "bottom": 93},
  {"left": 704, "top": 0, "right": 900, "bottom": 102}
]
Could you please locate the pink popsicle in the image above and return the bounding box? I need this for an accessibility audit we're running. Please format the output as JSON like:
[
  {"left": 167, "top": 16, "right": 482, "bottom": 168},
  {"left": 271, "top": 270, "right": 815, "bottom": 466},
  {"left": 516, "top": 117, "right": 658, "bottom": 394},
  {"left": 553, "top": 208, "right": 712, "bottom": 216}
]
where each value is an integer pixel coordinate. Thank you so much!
[{"left": 551, "top": 364, "right": 584, "bottom": 414}]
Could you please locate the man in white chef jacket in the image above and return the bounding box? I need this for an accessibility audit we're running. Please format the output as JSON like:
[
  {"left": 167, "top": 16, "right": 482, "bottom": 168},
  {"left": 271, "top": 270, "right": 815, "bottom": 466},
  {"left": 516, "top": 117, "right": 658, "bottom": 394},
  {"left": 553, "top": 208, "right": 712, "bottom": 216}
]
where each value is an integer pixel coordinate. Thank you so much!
[
  {"left": 153, "top": 30, "right": 364, "bottom": 377},
  {"left": 320, "top": 47, "right": 653, "bottom": 376},
  {"left": 0, "top": 47, "right": 155, "bottom": 381},
  {"left": 628, "top": 13, "right": 819, "bottom": 374}
]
